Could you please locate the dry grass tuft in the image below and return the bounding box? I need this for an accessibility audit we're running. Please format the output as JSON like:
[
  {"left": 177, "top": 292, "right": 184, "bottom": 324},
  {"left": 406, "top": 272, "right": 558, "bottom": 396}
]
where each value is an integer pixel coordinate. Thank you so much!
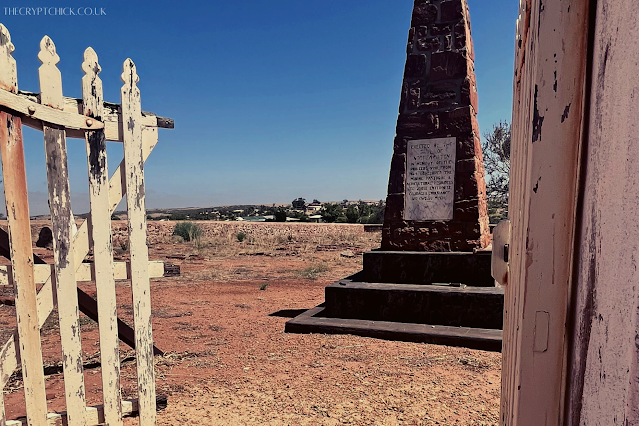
[{"left": 298, "top": 263, "right": 330, "bottom": 279}]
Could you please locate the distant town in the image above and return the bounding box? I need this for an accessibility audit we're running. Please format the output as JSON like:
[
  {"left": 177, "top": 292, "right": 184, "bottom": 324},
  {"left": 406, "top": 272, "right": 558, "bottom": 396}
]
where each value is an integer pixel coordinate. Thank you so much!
[
  {"left": 22, "top": 198, "right": 387, "bottom": 224},
  {"left": 137, "top": 199, "right": 386, "bottom": 224}
]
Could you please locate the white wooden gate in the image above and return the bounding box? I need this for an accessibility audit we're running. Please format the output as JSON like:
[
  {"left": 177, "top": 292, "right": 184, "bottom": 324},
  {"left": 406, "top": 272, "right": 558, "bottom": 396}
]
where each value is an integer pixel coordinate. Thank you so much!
[{"left": 0, "top": 23, "right": 173, "bottom": 426}]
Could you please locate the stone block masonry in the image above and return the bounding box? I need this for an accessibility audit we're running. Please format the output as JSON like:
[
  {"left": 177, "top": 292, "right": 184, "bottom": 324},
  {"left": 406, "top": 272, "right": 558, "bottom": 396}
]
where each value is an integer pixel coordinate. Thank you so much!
[{"left": 382, "top": 0, "right": 490, "bottom": 252}]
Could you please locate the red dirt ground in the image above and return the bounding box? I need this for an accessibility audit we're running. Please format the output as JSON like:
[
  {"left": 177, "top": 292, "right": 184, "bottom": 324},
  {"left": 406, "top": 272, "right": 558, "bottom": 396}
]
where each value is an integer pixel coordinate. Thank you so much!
[{"left": 0, "top": 221, "right": 501, "bottom": 425}]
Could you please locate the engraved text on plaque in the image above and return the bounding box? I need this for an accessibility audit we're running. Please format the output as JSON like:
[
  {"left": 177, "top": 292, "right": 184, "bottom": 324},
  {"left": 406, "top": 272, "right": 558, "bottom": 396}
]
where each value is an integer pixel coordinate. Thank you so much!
[{"left": 404, "top": 137, "right": 456, "bottom": 221}]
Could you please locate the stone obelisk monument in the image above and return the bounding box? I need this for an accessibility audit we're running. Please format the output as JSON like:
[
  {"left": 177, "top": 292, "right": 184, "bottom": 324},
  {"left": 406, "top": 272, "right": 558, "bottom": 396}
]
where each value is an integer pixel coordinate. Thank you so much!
[
  {"left": 286, "top": 0, "right": 503, "bottom": 351},
  {"left": 382, "top": 0, "right": 490, "bottom": 252}
]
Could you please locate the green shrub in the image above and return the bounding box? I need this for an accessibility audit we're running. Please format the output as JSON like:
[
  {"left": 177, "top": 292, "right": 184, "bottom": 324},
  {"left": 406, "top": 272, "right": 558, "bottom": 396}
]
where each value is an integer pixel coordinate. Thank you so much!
[
  {"left": 173, "top": 222, "right": 202, "bottom": 242},
  {"left": 237, "top": 232, "right": 246, "bottom": 242},
  {"left": 111, "top": 214, "right": 120, "bottom": 220},
  {"left": 259, "top": 282, "right": 269, "bottom": 291}
]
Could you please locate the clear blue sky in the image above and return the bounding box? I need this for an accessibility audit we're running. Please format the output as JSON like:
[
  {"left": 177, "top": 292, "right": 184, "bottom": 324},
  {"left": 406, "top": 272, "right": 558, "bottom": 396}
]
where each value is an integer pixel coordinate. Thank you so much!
[{"left": 0, "top": 0, "right": 518, "bottom": 215}]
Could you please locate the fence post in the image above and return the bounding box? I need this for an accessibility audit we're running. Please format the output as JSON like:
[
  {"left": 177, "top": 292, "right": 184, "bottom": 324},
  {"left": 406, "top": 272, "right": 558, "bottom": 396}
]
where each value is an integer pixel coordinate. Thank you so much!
[{"left": 0, "top": 24, "right": 48, "bottom": 426}]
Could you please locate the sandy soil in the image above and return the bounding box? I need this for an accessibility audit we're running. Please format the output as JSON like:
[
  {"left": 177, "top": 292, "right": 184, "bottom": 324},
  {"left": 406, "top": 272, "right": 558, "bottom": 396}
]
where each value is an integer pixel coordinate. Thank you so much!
[{"left": 0, "top": 221, "right": 501, "bottom": 425}]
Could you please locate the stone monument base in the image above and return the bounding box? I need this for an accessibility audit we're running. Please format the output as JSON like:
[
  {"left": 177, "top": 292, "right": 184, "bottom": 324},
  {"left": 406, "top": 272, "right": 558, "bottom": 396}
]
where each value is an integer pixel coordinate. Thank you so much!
[
  {"left": 363, "top": 250, "right": 494, "bottom": 286},
  {"left": 285, "top": 250, "right": 503, "bottom": 351}
]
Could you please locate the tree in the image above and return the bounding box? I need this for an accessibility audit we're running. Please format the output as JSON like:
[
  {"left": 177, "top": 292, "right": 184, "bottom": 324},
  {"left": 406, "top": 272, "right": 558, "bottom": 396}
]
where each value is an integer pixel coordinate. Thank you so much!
[
  {"left": 482, "top": 121, "right": 510, "bottom": 201},
  {"left": 320, "top": 203, "right": 345, "bottom": 223},
  {"left": 291, "top": 197, "right": 306, "bottom": 210},
  {"left": 289, "top": 210, "right": 308, "bottom": 220},
  {"left": 482, "top": 120, "right": 511, "bottom": 223},
  {"left": 274, "top": 208, "right": 287, "bottom": 222},
  {"left": 357, "top": 201, "right": 372, "bottom": 218},
  {"left": 345, "top": 205, "right": 359, "bottom": 223},
  {"left": 356, "top": 201, "right": 385, "bottom": 224},
  {"left": 369, "top": 203, "right": 386, "bottom": 224}
]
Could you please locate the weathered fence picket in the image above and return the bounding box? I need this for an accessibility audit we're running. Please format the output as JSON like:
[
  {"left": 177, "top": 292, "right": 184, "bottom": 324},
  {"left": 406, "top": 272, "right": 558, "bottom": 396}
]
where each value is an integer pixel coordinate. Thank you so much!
[
  {"left": 83, "top": 46, "right": 123, "bottom": 426},
  {"left": 121, "top": 59, "right": 156, "bottom": 425},
  {"left": 0, "top": 23, "right": 173, "bottom": 426},
  {"left": 40, "top": 35, "right": 88, "bottom": 426}
]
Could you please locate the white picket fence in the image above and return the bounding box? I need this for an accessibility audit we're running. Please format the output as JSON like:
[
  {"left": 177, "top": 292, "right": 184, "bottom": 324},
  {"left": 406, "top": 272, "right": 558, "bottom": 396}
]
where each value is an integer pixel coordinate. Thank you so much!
[{"left": 0, "top": 23, "right": 173, "bottom": 426}]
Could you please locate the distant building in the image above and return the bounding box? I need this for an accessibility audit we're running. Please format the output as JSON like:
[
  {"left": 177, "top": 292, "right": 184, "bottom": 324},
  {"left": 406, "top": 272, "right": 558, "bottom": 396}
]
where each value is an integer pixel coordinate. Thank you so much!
[
  {"left": 242, "top": 216, "right": 267, "bottom": 222},
  {"left": 306, "top": 202, "right": 322, "bottom": 213}
]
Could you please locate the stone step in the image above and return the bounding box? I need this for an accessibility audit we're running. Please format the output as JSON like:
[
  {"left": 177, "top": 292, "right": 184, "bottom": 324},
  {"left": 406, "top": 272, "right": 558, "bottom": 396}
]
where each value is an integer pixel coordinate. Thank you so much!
[
  {"left": 324, "top": 277, "right": 504, "bottom": 330},
  {"left": 363, "top": 250, "right": 494, "bottom": 287},
  {"left": 285, "top": 306, "right": 502, "bottom": 352}
]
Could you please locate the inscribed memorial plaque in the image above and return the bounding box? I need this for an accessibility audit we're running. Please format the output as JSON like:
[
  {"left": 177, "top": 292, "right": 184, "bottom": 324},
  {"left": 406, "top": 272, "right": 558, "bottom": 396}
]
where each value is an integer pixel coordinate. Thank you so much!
[{"left": 404, "top": 137, "right": 456, "bottom": 221}]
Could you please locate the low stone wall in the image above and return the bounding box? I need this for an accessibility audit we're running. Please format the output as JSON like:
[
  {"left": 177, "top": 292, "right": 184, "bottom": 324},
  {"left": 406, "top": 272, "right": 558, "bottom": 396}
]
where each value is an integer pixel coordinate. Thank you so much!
[
  {"left": 13, "top": 220, "right": 367, "bottom": 247},
  {"left": 140, "top": 221, "right": 367, "bottom": 245}
]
